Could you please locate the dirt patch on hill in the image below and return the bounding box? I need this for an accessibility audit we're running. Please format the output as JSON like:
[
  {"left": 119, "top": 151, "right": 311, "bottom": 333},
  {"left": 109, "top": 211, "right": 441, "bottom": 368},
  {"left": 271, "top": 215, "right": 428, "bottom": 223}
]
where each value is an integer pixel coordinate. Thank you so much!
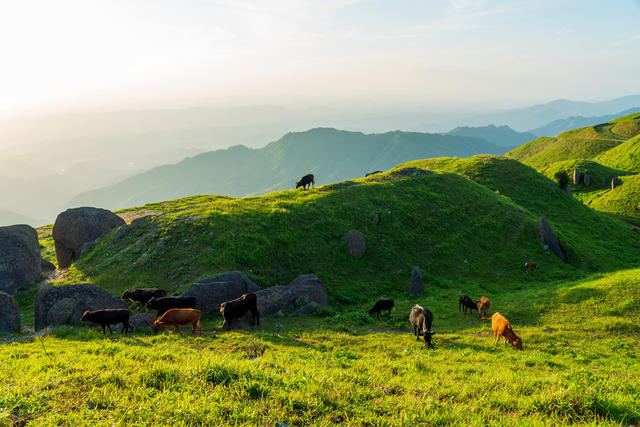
[{"left": 117, "top": 209, "right": 160, "bottom": 223}]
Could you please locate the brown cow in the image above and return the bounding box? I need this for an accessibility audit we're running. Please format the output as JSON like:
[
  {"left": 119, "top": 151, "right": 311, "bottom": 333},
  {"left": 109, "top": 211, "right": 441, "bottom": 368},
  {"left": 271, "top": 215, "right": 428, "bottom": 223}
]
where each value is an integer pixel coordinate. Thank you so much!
[
  {"left": 482, "top": 312, "right": 522, "bottom": 350},
  {"left": 476, "top": 296, "right": 491, "bottom": 318},
  {"left": 524, "top": 262, "right": 538, "bottom": 272},
  {"left": 153, "top": 308, "right": 202, "bottom": 336},
  {"left": 219, "top": 293, "right": 259, "bottom": 331}
]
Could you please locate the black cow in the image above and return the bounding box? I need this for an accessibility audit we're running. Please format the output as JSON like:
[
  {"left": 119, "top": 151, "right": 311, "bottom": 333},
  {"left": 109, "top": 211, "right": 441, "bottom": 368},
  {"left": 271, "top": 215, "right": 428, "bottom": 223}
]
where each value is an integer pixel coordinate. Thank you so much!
[
  {"left": 219, "top": 293, "right": 259, "bottom": 331},
  {"left": 458, "top": 293, "right": 478, "bottom": 315},
  {"left": 365, "top": 170, "right": 383, "bottom": 177},
  {"left": 408, "top": 304, "right": 435, "bottom": 348},
  {"left": 80, "top": 309, "right": 131, "bottom": 335},
  {"left": 368, "top": 299, "right": 394, "bottom": 318},
  {"left": 121, "top": 288, "right": 166, "bottom": 309},
  {"left": 296, "top": 174, "right": 315, "bottom": 190},
  {"left": 147, "top": 296, "right": 197, "bottom": 317}
]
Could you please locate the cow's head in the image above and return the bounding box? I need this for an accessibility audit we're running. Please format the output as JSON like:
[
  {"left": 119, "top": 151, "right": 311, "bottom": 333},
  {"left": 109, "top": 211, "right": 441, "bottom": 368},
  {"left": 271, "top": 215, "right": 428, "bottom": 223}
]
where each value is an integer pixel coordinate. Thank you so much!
[
  {"left": 152, "top": 320, "right": 164, "bottom": 335},
  {"left": 424, "top": 331, "right": 436, "bottom": 349},
  {"left": 295, "top": 181, "right": 302, "bottom": 189},
  {"left": 80, "top": 310, "right": 91, "bottom": 322},
  {"left": 121, "top": 290, "right": 132, "bottom": 299},
  {"left": 218, "top": 302, "right": 227, "bottom": 315},
  {"left": 513, "top": 337, "right": 523, "bottom": 350},
  {"left": 147, "top": 297, "right": 159, "bottom": 309}
]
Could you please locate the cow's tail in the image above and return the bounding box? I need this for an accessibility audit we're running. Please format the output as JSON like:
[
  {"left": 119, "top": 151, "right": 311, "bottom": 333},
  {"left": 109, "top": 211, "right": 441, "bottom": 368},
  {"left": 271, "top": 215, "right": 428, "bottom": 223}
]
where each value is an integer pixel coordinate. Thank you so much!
[{"left": 481, "top": 317, "right": 492, "bottom": 321}]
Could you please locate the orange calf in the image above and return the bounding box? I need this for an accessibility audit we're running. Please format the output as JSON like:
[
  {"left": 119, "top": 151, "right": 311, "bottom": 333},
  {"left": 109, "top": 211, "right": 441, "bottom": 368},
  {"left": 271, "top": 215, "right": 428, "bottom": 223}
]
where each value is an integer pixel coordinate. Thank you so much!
[
  {"left": 476, "top": 296, "right": 491, "bottom": 318},
  {"left": 153, "top": 308, "right": 202, "bottom": 336},
  {"left": 482, "top": 312, "right": 522, "bottom": 350}
]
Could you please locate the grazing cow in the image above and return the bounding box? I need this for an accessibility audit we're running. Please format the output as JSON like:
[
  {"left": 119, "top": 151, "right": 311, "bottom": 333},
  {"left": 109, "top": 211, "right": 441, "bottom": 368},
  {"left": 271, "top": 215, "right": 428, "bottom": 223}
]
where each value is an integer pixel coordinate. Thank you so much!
[
  {"left": 80, "top": 309, "right": 131, "bottom": 335},
  {"left": 408, "top": 304, "right": 435, "bottom": 348},
  {"left": 458, "top": 294, "right": 478, "bottom": 315},
  {"left": 368, "top": 299, "right": 394, "bottom": 318},
  {"left": 121, "top": 288, "right": 166, "bottom": 309},
  {"left": 524, "top": 262, "right": 538, "bottom": 272},
  {"left": 482, "top": 312, "right": 522, "bottom": 350},
  {"left": 365, "top": 170, "right": 383, "bottom": 177},
  {"left": 147, "top": 296, "right": 197, "bottom": 317},
  {"left": 296, "top": 174, "right": 315, "bottom": 190},
  {"left": 219, "top": 293, "right": 259, "bottom": 331},
  {"left": 153, "top": 308, "right": 202, "bottom": 336},
  {"left": 476, "top": 296, "right": 491, "bottom": 318}
]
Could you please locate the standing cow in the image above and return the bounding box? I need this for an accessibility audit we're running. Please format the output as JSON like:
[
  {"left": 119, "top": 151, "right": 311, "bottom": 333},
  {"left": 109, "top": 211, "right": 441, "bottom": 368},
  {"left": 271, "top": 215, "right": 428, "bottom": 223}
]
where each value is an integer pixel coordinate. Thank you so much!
[
  {"left": 296, "top": 174, "right": 315, "bottom": 190},
  {"left": 408, "top": 304, "right": 435, "bottom": 348},
  {"left": 219, "top": 293, "right": 260, "bottom": 331}
]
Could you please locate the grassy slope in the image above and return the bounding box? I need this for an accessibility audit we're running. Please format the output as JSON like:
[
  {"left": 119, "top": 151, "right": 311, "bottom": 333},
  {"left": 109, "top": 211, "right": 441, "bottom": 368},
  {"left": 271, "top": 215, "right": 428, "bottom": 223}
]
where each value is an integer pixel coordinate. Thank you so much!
[
  {"left": 506, "top": 112, "right": 640, "bottom": 170},
  {"left": 1, "top": 269, "right": 639, "bottom": 425},
  {"left": 585, "top": 174, "right": 640, "bottom": 223}
]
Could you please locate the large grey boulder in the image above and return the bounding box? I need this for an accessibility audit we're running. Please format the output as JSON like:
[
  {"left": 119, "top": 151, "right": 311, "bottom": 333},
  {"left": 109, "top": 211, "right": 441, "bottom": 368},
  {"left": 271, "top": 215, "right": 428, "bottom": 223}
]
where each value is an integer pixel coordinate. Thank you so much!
[
  {"left": 34, "top": 283, "right": 127, "bottom": 330},
  {"left": 52, "top": 207, "right": 125, "bottom": 268},
  {"left": 182, "top": 271, "right": 260, "bottom": 314},
  {"left": 130, "top": 313, "right": 156, "bottom": 330},
  {"left": 345, "top": 229, "right": 366, "bottom": 258},
  {"left": 408, "top": 266, "right": 424, "bottom": 297},
  {"left": 233, "top": 273, "right": 329, "bottom": 328},
  {"left": 0, "top": 225, "right": 41, "bottom": 295},
  {"left": 538, "top": 216, "right": 567, "bottom": 262},
  {"left": 572, "top": 168, "right": 581, "bottom": 185},
  {"left": 583, "top": 174, "right": 591, "bottom": 187},
  {"left": 0, "top": 291, "right": 20, "bottom": 333}
]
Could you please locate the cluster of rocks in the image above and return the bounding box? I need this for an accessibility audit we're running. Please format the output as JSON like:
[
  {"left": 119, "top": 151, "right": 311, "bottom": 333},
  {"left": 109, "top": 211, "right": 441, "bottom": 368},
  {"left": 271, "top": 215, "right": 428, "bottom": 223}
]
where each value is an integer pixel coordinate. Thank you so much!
[{"left": 572, "top": 168, "right": 592, "bottom": 187}]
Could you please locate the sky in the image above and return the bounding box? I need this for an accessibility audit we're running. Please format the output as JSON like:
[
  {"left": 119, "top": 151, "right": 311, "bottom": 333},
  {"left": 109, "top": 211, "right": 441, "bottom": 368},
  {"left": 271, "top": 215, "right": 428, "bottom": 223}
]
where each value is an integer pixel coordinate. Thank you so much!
[{"left": 0, "top": 0, "right": 639, "bottom": 114}]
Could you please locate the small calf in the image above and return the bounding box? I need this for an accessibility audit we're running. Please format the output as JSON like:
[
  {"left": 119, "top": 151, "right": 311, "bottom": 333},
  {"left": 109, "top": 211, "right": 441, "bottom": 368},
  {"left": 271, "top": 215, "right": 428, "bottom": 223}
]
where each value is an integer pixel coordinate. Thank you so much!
[
  {"left": 80, "top": 309, "right": 131, "bottom": 335},
  {"left": 369, "top": 299, "right": 394, "bottom": 318},
  {"left": 482, "top": 312, "right": 522, "bottom": 350},
  {"left": 296, "top": 174, "right": 315, "bottom": 190},
  {"left": 408, "top": 304, "right": 435, "bottom": 348},
  {"left": 476, "top": 296, "right": 491, "bottom": 318},
  {"left": 147, "top": 296, "right": 197, "bottom": 317},
  {"left": 524, "top": 262, "right": 538, "bottom": 272},
  {"left": 219, "top": 293, "right": 260, "bottom": 331},
  {"left": 153, "top": 308, "right": 202, "bottom": 336},
  {"left": 458, "top": 293, "right": 478, "bottom": 315}
]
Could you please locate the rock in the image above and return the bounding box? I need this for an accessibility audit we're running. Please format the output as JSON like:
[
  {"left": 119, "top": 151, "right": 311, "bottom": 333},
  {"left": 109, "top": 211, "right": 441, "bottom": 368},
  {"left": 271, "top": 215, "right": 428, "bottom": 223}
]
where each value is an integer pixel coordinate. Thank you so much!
[
  {"left": 537, "top": 216, "right": 567, "bottom": 262},
  {"left": 611, "top": 176, "right": 619, "bottom": 190},
  {"left": 182, "top": 271, "right": 260, "bottom": 314},
  {"left": 372, "top": 213, "right": 380, "bottom": 225},
  {"left": 41, "top": 258, "right": 56, "bottom": 272},
  {"left": 45, "top": 298, "right": 77, "bottom": 327},
  {"left": 345, "top": 229, "right": 366, "bottom": 258},
  {"left": 130, "top": 215, "right": 153, "bottom": 228},
  {"left": 0, "top": 224, "right": 41, "bottom": 295},
  {"left": 583, "top": 174, "right": 591, "bottom": 187},
  {"left": 233, "top": 274, "right": 329, "bottom": 328},
  {"left": 34, "top": 283, "right": 127, "bottom": 330},
  {"left": 0, "top": 292, "right": 20, "bottom": 333},
  {"left": 129, "top": 313, "right": 156, "bottom": 330},
  {"left": 572, "top": 168, "right": 581, "bottom": 185},
  {"left": 52, "top": 207, "right": 125, "bottom": 268},
  {"left": 291, "top": 301, "right": 320, "bottom": 316},
  {"left": 409, "top": 266, "right": 424, "bottom": 296}
]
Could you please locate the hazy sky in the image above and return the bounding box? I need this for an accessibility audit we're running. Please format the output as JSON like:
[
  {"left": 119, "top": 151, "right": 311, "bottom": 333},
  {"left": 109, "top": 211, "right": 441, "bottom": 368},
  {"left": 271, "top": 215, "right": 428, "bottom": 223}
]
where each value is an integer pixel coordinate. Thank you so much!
[{"left": 1, "top": 0, "right": 639, "bottom": 114}]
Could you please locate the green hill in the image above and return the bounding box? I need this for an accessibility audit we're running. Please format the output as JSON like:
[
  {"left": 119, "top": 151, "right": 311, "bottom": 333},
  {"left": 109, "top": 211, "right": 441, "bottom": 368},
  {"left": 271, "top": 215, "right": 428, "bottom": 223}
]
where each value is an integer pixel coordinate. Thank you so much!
[
  {"left": 505, "top": 112, "right": 640, "bottom": 169},
  {"left": 68, "top": 128, "right": 506, "bottom": 211},
  {"left": 528, "top": 107, "right": 640, "bottom": 137},
  {"left": 594, "top": 134, "right": 640, "bottom": 173},
  {"left": 584, "top": 174, "right": 640, "bottom": 223}
]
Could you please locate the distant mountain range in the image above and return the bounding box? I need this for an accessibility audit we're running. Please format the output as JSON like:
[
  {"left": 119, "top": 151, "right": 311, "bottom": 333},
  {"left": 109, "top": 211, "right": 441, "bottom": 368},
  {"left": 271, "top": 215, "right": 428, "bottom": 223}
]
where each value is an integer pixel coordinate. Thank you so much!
[
  {"left": 69, "top": 128, "right": 506, "bottom": 211},
  {"left": 0, "top": 208, "right": 43, "bottom": 227},
  {"left": 527, "top": 107, "right": 640, "bottom": 137},
  {"left": 446, "top": 124, "right": 536, "bottom": 147}
]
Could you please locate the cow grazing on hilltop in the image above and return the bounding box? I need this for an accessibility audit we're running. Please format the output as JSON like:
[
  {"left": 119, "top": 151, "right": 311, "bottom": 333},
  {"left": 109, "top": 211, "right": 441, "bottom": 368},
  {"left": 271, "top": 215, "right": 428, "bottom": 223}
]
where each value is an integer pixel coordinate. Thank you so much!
[
  {"left": 147, "top": 296, "right": 197, "bottom": 317},
  {"left": 408, "top": 304, "right": 435, "bottom": 348},
  {"left": 368, "top": 299, "right": 394, "bottom": 318},
  {"left": 296, "top": 174, "right": 315, "bottom": 190},
  {"left": 153, "top": 308, "right": 202, "bottom": 335},
  {"left": 219, "top": 293, "right": 259, "bottom": 331},
  {"left": 80, "top": 309, "right": 131, "bottom": 335},
  {"left": 482, "top": 312, "right": 522, "bottom": 350},
  {"left": 365, "top": 170, "right": 382, "bottom": 177},
  {"left": 524, "top": 262, "right": 538, "bottom": 272},
  {"left": 121, "top": 288, "right": 166, "bottom": 309},
  {"left": 458, "top": 294, "right": 478, "bottom": 315},
  {"left": 476, "top": 296, "right": 491, "bottom": 318}
]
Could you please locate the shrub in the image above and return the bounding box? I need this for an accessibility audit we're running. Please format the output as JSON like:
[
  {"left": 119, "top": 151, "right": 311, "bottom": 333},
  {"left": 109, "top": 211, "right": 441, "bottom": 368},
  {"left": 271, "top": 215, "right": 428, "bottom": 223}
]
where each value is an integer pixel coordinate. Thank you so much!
[{"left": 554, "top": 171, "right": 569, "bottom": 189}]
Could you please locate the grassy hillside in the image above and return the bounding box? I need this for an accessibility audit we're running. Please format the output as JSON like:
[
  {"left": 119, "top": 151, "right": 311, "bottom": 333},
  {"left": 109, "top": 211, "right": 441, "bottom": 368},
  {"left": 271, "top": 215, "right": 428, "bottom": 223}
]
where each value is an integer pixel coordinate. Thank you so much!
[
  {"left": 584, "top": 174, "right": 640, "bottom": 223},
  {"left": 2, "top": 268, "right": 639, "bottom": 425},
  {"left": 528, "top": 107, "right": 640, "bottom": 137},
  {"left": 594, "top": 134, "right": 640, "bottom": 173},
  {"left": 505, "top": 112, "right": 640, "bottom": 169},
  {"left": 68, "top": 128, "right": 506, "bottom": 212}
]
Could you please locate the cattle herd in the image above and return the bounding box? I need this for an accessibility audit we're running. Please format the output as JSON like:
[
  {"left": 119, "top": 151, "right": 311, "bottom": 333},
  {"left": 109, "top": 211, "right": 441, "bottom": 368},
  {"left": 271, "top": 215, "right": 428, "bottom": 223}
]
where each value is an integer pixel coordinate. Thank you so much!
[{"left": 80, "top": 285, "right": 521, "bottom": 351}]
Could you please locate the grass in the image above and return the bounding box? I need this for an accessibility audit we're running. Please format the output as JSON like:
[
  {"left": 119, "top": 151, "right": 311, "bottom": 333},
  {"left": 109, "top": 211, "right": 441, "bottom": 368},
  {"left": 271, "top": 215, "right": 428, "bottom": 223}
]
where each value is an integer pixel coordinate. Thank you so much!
[{"left": 1, "top": 269, "right": 639, "bottom": 425}]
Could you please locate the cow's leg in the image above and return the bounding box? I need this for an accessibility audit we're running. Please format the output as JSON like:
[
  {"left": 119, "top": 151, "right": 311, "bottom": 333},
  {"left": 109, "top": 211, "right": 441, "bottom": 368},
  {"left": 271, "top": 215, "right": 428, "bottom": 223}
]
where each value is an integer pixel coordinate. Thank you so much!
[
  {"left": 494, "top": 332, "right": 500, "bottom": 344},
  {"left": 175, "top": 325, "right": 183, "bottom": 336},
  {"left": 107, "top": 324, "right": 113, "bottom": 334},
  {"left": 191, "top": 322, "right": 196, "bottom": 336},
  {"left": 101, "top": 324, "right": 106, "bottom": 335}
]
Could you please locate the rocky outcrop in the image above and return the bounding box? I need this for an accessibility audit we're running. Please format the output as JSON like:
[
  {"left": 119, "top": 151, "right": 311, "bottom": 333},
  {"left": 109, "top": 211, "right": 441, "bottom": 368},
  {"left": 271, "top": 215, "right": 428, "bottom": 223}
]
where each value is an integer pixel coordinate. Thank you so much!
[
  {"left": 182, "top": 271, "right": 260, "bottom": 314},
  {"left": 52, "top": 207, "right": 125, "bottom": 268},
  {"left": 583, "top": 174, "right": 591, "bottom": 187},
  {"left": 0, "top": 224, "right": 41, "bottom": 295},
  {"left": 233, "top": 274, "right": 329, "bottom": 328},
  {"left": 345, "top": 229, "right": 366, "bottom": 258},
  {"left": 538, "top": 216, "right": 567, "bottom": 262},
  {"left": 0, "top": 292, "right": 20, "bottom": 333},
  {"left": 611, "top": 177, "right": 619, "bottom": 191},
  {"left": 34, "top": 283, "right": 126, "bottom": 330},
  {"left": 573, "top": 168, "right": 581, "bottom": 185},
  {"left": 408, "top": 266, "right": 424, "bottom": 296}
]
